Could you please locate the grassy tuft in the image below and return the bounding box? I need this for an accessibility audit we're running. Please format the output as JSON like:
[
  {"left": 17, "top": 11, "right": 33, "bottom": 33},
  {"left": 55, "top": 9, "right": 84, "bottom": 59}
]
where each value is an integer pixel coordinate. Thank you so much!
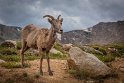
[
  {"left": 52, "top": 42, "right": 68, "bottom": 59},
  {"left": 25, "top": 54, "right": 40, "bottom": 60},
  {"left": 86, "top": 44, "right": 124, "bottom": 62},
  {"left": 0, "top": 62, "right": 21, "bottom": 69},
  {"left": 95, "top": 54, "right": 115, "bottom": 62},
  {"left": 0, "top": 47, "right": 17, "bottom": 55},
  {"left": 49, "top": 53, "right": 67, "bottom": 60},
  {"left": 91, "top": 46, "right": 107, "bottom": 55},
  {"left": 0, "top": 62, "right": 30, "bottom": 69},
  {"left": 68, "top": 69, "right": 89, "bottom": 80},
  {"left": 0, "top": 55, "right": 20, "bottom": 62},
  {"left": 54, "top": 42, "right": 66, "bottom": 54},
  {"left": 0, "top": 54, "right": 39, "bottom": 62},
  {"left": 16, "top": 41, "right": 21, "bottom": 50}
]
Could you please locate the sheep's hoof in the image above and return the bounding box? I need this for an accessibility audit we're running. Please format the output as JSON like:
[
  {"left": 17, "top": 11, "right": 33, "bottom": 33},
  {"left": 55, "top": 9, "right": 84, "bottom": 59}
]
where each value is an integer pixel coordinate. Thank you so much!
[
  {"left": 21, "top": 64, "right": 24, "bottom": 68},
  {"left": 49, "top": 71, "right": 53, "bottom": 76}
]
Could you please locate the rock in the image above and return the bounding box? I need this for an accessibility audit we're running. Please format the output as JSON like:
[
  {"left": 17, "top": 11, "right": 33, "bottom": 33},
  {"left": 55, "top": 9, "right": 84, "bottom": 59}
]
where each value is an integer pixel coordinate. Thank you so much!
[
  {"left": 0, "top": 40, "right": 16, "bottom": 48},
  {"left": 81, "top": 46, "right": 103, "bottom": 55},
  {"left": 67, "top": 59, "right": 79, "bottom": 70},
  {"left": 50, "top": 48, "right": 63, "bottom": 55},
  {"left": 0, "top": 59, "right": 5, "bottom": 63},
  {"left": 28, "top": 49, "right": 39, "bottom": 56},
  {"left": 68, "top": 47, "right": 112, "bottom": 77},
  {"left": 115, "top": 57, "right": 121, "bottom": 61},
  {"left": 62, "top": 43, "right": 73, "bottom": 51}
]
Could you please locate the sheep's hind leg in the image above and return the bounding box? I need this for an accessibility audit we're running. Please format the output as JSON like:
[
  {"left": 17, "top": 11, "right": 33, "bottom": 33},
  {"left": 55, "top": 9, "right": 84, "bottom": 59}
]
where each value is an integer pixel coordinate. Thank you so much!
[
  {"left": 39, "top": 50, "right": 44, "bottom": 75},
  {"left": 20, "top": 41, "right": 29, "bottom": 67}
]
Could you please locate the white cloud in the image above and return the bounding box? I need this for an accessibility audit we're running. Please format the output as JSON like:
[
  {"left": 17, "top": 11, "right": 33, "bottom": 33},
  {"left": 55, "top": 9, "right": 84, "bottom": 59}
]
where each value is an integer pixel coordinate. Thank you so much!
[
  {"left": 0, "top": 19, "right": 4, "bottom": 24},
  {"left": 65, "top": 16, "right": 81, "bottom": 23},
  {"left": 28, "top": 0, "right": 42, "bottom": 12},
  {"left": 0, "top": 0, "right": 124, "bottom": 31},
  {"left": 43, "top": 8, "right": 63, "bottom": 17}
]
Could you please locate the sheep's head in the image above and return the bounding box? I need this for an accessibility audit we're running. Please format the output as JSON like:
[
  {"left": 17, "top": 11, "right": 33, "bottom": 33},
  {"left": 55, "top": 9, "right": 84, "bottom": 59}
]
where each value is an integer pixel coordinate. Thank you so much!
[{"left": 43, "top": 15, "right": 63, "bottom": 34}]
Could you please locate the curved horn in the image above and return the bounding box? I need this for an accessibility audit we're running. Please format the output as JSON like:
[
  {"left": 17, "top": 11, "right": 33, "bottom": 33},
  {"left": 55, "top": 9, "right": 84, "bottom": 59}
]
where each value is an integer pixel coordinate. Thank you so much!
[
  {"left": 57, "top": 15, "right": 61, "bottom": 20},
  {"left": 43, "top": 15, "right": 54, "bottom": 20}
]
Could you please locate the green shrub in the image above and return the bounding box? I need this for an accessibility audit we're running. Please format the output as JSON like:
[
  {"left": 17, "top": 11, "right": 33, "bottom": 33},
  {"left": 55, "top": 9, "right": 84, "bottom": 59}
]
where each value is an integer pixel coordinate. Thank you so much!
[
  {"left": 25, "top": 54, "right": 40, "bottom": 60},
  {"left": 68, "top": 69, "right": 89, "bottom": 80},
  {"left": 0, "top": 55, "right": 19, "bottom": 62},
  {"left": 91, "top": 45, "right": 107, "bottom": 55},
  {"left": 54, "top": 42, "right": 66, "bottom": 54},
  {"left": 105, "top": 44, "right": 124, "bottom": 57},
  {"left": 0, "top": 47, "right": 17, "bottom": 55},
  {"left": 0, "top": 62, "right": 21, "bottom": 69},
  {"left": 0, "top": 54, "right": 40, "bottom": 62},
  {"left": 88, "top": 44, "right": 124, "bottom": 62},
  {"left": 0, "top": 62, "right": 30, "bottom": 69},
  {"left": 95, "top": 55, "right": 115, "bottom": 62},
  {"left": 49, "top": 53, "right": 67, "bottom": 59},
  {"left": 16, "top": 41, "right": 21, "bottom": 50}
]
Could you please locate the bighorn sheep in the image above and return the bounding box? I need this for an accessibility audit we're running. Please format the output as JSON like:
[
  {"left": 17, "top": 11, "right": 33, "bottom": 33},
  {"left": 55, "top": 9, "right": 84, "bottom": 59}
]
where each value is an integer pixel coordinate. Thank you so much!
[{"left": 20, "top": 15, "right": 63, "bottom": 76}]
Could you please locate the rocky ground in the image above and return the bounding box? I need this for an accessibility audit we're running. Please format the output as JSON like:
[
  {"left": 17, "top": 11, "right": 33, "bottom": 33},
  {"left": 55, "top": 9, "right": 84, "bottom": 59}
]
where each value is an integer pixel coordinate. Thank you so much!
[
  {"left": 0, "top": 58, "right": 124, "bottom": 83},
  {"left": 0, "top": 59, "right": 84, "bottom": 83}
]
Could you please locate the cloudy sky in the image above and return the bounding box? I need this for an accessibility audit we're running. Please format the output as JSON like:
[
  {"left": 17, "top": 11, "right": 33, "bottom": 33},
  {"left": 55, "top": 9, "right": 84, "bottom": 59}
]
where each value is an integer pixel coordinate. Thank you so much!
[{"left": 0, "top": 0, "right": 124, "bottom": 31}]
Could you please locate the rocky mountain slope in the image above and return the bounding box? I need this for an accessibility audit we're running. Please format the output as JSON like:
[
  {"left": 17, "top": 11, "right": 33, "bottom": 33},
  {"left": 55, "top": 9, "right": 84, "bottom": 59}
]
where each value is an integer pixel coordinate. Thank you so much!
[
  {"left": 61, "top": 30, "right": 91, "bottom": 46},
  {"left": 91, "top": 21, "right": 124, "bottom": 44},
  {"left": 61, "top": 21, "right": 124, "bottom": 45},
  {"left": 0, "top": 20, "right": 124, "bottom": 45},
  {"left": 0, "top": 24, "right": 21, "bottom": 43}
]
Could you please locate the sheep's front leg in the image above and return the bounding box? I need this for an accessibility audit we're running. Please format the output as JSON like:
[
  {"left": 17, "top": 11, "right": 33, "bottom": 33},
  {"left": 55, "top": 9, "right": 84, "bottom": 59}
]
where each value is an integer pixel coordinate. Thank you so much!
[
  {"left": 20, "top": 49, "right": 24, "bottom": 67},
  {"left": 46, "top": 51, "right": 53, "bottom": 76},
  {"left": 39, "top": 51, "right": 44, "bottom": 75}
]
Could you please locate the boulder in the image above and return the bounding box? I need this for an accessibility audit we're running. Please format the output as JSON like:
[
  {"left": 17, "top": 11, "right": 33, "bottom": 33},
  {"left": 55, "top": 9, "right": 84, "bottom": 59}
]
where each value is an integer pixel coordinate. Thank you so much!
[
  {"left": 62, "top": 43, "right": 73, "bottom": 51},
  {"left": 68, "top": 47, "right": 112, "bottom": 77},
  {"left": 0, "top": 40, "right": 16, "bottom": 48},
  {"left": 27, "top": 49, "right": 39, "bottom": 56},
  {"left": 0, "top": 59, "right": 5, "bottom": 63},
  {"left": 81, "top": 46, "right": 103, "bottom": 55},
  {"left": 50, "top": 48, "right": 63, "bottom": 55}
]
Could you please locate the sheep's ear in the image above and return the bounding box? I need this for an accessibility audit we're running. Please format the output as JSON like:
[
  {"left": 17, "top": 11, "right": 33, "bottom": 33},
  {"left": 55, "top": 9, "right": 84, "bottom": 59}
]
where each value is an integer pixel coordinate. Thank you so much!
[
  {"left": 48, "top": 18, "right": 52, "bottom": 24},
  {"left": 61, "top": 18, "right": 63, "bottom": 22}
]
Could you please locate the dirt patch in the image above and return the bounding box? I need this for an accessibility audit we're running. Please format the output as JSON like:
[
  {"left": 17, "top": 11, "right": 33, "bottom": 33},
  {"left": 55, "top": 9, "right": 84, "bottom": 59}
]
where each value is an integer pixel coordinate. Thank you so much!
[
  {"left": 0, "top": 58, "right": 124, "bottom": 83},
  {"left": 0, "top": 59, "right": 83, "bottom": 83}
]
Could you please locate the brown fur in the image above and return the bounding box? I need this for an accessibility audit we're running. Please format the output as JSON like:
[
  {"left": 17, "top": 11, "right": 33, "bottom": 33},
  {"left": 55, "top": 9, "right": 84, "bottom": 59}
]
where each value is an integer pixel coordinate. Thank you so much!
[{"left": 20, "top": 15, "right": 63, "bottom": 76}]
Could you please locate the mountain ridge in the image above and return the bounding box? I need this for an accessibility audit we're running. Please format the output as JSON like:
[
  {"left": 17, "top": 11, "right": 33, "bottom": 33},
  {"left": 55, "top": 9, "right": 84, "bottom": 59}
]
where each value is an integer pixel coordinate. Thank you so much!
[
  {"left": 0, "top": 20, "right": 124, "bottom": 45},
  {"left": 61, "top": 20, "right": 124, "bottom": 45},
  {"left": 0, "top": 24, "right": 21, "bottom": 43}
]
